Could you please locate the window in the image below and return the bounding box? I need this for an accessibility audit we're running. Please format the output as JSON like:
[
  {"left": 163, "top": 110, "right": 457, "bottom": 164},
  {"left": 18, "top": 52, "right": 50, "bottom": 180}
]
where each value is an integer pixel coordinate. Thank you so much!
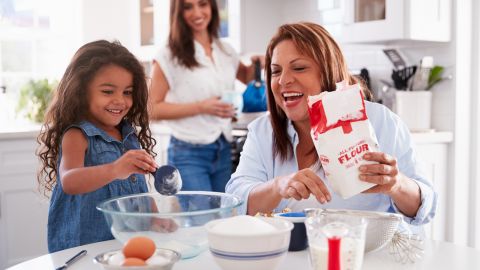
[{"left": 0, "top": 0, "right": 75, "bottom": 123}]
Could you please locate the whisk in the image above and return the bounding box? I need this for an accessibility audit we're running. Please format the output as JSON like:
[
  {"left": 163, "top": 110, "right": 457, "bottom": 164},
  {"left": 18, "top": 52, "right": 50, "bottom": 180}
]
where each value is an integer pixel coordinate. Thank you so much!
[{"left": 388, "top": 231, "right": 425, "bottom": 263}]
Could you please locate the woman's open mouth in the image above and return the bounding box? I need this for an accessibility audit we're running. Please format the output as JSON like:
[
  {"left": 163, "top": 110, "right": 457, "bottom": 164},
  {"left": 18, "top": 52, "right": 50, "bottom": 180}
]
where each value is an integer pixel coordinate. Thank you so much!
[
  {"left": 283, "top": 92, "right": 304, "bottom": 101},
  {"left": 282, "top": 92, "right": 304, "bottom": 107}
]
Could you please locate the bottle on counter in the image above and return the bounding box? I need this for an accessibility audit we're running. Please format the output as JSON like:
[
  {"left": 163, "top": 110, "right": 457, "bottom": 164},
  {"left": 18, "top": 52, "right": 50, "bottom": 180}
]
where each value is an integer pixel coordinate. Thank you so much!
[{"left": 409, "top": 56, "right": 434, "bottom": 91}]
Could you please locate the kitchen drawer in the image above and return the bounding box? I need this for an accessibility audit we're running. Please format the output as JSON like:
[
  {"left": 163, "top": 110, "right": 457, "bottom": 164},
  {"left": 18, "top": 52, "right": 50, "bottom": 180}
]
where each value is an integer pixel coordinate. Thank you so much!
[
  {"left": 0, "top": 138, "right": 37, "bottom": 177},
  {"left": 0, "top": 136, "right": 48, "bottom": 269}
]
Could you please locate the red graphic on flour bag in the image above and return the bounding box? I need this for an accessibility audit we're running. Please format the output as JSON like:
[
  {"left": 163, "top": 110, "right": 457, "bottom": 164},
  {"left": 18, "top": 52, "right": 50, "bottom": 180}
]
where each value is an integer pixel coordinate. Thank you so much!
[
  {"left": 338, "top": 143, "right": 369, "bottom": 164},
  {"left": 307, "top": 81, "right": 380, "bottom": 199},
  {"left": 320, "top": 155, "right": 330, "bottom": 164}
]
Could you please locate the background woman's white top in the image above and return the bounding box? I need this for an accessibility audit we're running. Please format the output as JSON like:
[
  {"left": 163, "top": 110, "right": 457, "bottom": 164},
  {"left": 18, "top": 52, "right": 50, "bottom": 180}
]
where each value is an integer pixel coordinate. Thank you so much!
[{"left": 154, "top": 39, "right": 240, "bottom": 144}]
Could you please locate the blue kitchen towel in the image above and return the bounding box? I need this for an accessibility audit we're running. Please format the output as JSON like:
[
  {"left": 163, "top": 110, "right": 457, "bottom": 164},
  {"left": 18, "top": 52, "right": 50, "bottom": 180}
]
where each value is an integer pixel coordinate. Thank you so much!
[{"left": 242, "top": 60, "right": 267, "bottom": 112}]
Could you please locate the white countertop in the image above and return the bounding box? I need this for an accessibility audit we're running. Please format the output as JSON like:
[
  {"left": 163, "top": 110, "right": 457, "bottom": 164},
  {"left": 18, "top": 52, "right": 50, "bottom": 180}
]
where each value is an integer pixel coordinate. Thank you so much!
[
  {"left": 0, "top": 121, "right": 41, "bottom": 140},
  {"left": 1, "top": 118, "right": 454, "bottom": 145},
  {"left": 7, "top": 239, "right": 480, "bottom": 270},
  {"left": 410, "top": 131, "right": 453, "bottom": 144}
]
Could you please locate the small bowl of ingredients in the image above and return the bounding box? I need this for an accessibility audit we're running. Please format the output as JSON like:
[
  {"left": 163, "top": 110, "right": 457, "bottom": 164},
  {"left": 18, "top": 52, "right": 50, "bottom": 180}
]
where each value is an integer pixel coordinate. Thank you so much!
[{"left": 94, "top": 236, "right": 180, "bottom": 270}]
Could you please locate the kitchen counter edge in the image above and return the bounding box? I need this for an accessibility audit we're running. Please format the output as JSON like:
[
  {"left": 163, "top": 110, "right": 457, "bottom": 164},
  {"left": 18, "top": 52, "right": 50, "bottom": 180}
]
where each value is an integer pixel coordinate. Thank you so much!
[{"left": 0, "top": 125, "right": 454, "bottom": 145}]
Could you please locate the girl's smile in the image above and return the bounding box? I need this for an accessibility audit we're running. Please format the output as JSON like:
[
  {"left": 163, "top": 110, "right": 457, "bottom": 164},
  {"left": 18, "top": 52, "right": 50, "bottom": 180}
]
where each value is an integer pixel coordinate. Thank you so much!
[{"left": 86, "top": 64, "right": 133, "bottom": 138}]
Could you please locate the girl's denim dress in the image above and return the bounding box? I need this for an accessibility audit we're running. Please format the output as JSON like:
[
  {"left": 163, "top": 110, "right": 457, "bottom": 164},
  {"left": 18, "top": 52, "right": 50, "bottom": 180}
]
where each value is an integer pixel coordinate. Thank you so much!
[{"left": 47, "top": 121, "right": 148, "bottom": 253}]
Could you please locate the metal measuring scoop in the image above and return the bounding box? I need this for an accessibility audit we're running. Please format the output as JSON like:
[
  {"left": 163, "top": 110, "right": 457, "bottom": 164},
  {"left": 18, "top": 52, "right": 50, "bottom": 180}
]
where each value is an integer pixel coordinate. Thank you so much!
[{"left": 151, "top": 165, "right": 182, "bottom": 195}]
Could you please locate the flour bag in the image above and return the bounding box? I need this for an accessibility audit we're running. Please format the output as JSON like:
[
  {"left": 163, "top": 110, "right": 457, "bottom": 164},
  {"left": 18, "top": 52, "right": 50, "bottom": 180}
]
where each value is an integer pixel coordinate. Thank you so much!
[{"left": 307, "top": 81, "right": 379, "bottom": 199}]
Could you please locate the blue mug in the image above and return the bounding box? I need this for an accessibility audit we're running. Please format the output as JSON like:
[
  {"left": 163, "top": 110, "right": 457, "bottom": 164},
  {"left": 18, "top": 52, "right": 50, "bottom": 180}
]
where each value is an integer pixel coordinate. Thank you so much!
[{"left": 274, "top": 212, "right": 308, "bottom": 251}]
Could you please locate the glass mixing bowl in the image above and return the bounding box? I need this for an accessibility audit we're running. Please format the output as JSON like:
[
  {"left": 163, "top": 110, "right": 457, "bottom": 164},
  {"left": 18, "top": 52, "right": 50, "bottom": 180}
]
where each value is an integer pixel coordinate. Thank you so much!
[{"left": 97, "top": 191, "right": 243, "bottom": 259}]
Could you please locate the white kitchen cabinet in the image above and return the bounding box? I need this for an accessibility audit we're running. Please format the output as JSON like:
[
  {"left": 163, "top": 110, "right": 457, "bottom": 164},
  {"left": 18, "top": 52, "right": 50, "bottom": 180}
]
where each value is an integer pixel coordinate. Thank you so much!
[
  {"left": 337, "top": 0, "right": 451, "bottom": 43},
  {"left": 411, "top": 132, "right": 453, "bottom": 241},
  {"left": 130, "top": 0, "right": 170, "bottom": 62},
  {"left": 0, "top": 132, "right": 49, "bottom": 269},
  {"left": 150, "top": 122, "right": 172, "bottom": 167}
]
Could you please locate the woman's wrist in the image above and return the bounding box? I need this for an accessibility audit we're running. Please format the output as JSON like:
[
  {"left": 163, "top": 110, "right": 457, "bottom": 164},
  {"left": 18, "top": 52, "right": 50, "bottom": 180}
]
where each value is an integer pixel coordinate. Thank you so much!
[
  {"left": 388, "top": 173, "right": 409, "bottom": 198},
  {"left": 247, "top": 180, "right": 283, "bottom": 215},
  {"left": 193, "top": 101, "right": 203, "bottom": 115},
  {"left": 272, "top": 176, "right": 283, "bottom": 198},
  {"left": 270, "top": 177, "right": 285, "bottom": 205},
  {"left": 388, "top": 175, "right": 422, "bottom": 217}
]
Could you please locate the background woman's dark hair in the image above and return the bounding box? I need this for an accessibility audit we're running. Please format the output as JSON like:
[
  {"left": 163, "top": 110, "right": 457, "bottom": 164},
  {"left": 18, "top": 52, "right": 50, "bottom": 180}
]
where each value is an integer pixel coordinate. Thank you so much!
[
  {"left": 37, "top": 40, "right": 156, "bottom": 196},
  {"left": 264, "top": 22, "right": 373, "bottom": 162},
  {"left": 168, "top": 0, "right": 220, "bottom": 68}
]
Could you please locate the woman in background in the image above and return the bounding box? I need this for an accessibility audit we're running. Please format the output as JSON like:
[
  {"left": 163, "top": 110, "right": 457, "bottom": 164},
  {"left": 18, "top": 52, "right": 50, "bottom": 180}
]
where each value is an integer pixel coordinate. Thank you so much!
[{"left": 149, "top": 0, "right": 260, "bottom": 192}]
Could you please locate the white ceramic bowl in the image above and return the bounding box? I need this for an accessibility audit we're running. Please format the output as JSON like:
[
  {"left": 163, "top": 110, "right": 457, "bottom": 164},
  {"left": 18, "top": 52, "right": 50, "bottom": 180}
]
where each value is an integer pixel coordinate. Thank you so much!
[
  {"left": 93, "top": 248, "right": 180, "bottom": 270},
  {"left": 305, "top": 208, "right": 402, "bottom": 253},
  {"left": 205, "top": 216, "right": 293, "bottom": 270}
]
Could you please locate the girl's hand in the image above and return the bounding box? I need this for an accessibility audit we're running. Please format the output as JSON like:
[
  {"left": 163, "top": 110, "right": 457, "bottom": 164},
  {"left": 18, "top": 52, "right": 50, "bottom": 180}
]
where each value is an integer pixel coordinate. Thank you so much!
[
  {"left": 112, "top": 149, "right": 158, "bottom": 179},
  {"left": 151, "top": 217, "right": 178, "bottom": 233},
  {"left": 274, "top": 168, "right": 331, "bottom": 203},
  {"left": 359, "top": 152, "right": 406, "bottom": 196},
  {"left": 198, "top": 96, "right": 235, "bottom": 118}
]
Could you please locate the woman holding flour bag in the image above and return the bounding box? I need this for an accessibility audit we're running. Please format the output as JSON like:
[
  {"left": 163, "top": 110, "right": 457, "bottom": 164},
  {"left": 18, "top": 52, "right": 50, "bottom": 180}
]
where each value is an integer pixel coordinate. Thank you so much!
[{"left": 226, "top": 22, "right": 436, "bottom": 230}]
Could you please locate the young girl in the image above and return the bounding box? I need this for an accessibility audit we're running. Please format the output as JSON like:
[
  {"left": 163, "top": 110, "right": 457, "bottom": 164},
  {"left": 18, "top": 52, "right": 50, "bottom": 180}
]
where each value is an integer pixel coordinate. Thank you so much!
[{"left": 37, "top": 40, "right": 158, "bottom": 253}]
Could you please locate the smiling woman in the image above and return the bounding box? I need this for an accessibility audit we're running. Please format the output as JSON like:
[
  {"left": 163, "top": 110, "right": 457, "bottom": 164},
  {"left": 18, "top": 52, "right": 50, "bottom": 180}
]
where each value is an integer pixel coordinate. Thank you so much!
[
  {"left": 226, "top": 22, "right": 436, "bottom": 236},
  {"left": 148, "top": 0, "right": 261, "bottom": 194}
]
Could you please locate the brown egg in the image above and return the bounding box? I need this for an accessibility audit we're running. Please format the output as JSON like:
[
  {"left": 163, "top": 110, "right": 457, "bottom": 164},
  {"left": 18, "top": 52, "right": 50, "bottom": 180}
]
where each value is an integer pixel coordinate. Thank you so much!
[
  {"left": 122, "top": 236, "right": 156, "bottom": 261},
  {"left": 122, "top": 257, "right": 146, "bottom": 266}
]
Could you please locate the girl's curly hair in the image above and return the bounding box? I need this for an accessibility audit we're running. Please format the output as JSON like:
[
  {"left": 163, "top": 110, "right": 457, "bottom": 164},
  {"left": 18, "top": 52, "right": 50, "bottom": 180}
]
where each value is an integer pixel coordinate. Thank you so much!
[{"left": 37, "top": 40, "right": 156, "bottom": 197}]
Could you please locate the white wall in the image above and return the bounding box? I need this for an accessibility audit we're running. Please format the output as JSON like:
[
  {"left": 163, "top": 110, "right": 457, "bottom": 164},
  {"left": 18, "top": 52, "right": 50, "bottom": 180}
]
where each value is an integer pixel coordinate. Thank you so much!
[
  {"left": 277, "top": 0, "right": 322, "bottom": 24},
  {"left": 240, "top": 0, "right": 283, "bottom": 54},
  {"left": 240, "top": 0, "right": 322, "bottom": 53},
  {"left": 471, "top": 0, "right": 480, "bottom": 249},
  {"left": 452, "top": 0, "right": 474, "bottom": 247},
  {"left": 76, "top": 0, "right": 138, "bottom": 49}
]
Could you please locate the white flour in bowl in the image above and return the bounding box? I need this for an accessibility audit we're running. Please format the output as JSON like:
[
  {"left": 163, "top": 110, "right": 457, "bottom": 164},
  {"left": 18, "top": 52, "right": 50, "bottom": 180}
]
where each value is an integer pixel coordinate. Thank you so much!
[{"left": 210, "top": 215, "right": 277, "bottom": 235}]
